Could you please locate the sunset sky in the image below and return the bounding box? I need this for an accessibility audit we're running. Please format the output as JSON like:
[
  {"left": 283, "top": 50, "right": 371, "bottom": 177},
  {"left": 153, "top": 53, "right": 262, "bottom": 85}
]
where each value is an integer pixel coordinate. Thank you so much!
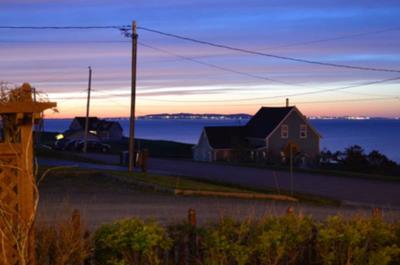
[{"left": 1, "top": 0, "right": 399, "bottom": 118}]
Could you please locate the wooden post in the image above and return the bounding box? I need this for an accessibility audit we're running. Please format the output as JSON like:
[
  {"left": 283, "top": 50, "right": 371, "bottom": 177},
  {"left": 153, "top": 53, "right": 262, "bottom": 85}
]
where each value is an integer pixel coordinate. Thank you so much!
[
  {"left": 83, "top": 66, "right": 92, "bottom": 153},
  {"left": 141, "top": 149, "right": 148, "bottom": 173},
  {"left": 128, "top": 21, "right": 138, "bottom": 172},
  {"left": 188, "top": 208, "right": 196, "bottom": 227},
  {"left": 290, "top": 144, "right": 294, "bottom": 196},
  {"left": 71, "top": 209, "right": 81, "bottom": 231},
  {"left": 372, "top": 207, "right": 382, "bottom": 218}
]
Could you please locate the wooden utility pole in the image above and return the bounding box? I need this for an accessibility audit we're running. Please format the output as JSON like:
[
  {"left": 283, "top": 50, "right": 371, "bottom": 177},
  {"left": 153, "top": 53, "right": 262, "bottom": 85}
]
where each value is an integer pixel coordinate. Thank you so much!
[
  {"left": 290, "top": 144, "right": 294, "bottom": 196},
  {"left": 128, "top": 21, "right": 138, "bottom": 171},
  {"left": 83, "top": 66, "right": 92, "bottom": 153}
]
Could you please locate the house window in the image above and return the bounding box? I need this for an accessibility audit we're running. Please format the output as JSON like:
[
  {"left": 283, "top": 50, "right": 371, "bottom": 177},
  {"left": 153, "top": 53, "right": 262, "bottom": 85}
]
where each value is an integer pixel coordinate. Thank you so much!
[
  {"left": 281, "top": 125, "right": 288, "bottom": 139},
  {"left": 300, "top": 124, "right": 307, "bottom": 139}
]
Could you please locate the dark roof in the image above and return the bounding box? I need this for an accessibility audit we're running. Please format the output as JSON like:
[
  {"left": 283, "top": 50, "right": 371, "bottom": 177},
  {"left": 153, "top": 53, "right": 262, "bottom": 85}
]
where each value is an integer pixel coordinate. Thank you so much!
[
  {"left": 71, "top": 117, "right": 122, "bottom": 132},
  {"left": 204, "top": 126, "right": 247, "bottom": 149},
  {"left": 245, "top": 107, "right": 293, "bottom": 138},
  {"left": 98, "top": 120, "right": 121, "bottom": 130},
  {"left": 73, "top": 117, "right": 100, "bottom": 130}
]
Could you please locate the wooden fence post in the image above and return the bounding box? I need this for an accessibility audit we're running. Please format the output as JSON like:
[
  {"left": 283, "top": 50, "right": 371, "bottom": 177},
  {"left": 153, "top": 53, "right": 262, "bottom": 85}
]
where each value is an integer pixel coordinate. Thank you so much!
[
  {"left": 188, "top": 208, "right": 196, "bottom": 227},
  {"left": 372, "top": 207, "right": 383, "bottom": 219},
  {"left": 286, "top": 206, "right": 295, "bottom": 215}
]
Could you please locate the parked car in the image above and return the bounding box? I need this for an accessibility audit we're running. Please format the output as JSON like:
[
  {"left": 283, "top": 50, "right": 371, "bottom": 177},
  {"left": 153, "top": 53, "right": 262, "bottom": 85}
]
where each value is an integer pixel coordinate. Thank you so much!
[
  {"left": 54, "top": 138, "right": 75, "bottom": 150},
  {"left": 76, "top": 140, "right": 111, "bottom": 153},
  {"left": 64, "top": 139, "right": 80, "bottom": 151}
]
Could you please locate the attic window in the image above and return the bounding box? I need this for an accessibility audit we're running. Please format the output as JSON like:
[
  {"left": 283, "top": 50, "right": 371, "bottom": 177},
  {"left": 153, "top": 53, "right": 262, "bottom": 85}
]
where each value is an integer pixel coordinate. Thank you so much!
[
  {"left": 281, "top": 125, "right": 288, "bottom": 139},
  {"left": 300, "top": 124, "right": 307, "bottom": 139}
]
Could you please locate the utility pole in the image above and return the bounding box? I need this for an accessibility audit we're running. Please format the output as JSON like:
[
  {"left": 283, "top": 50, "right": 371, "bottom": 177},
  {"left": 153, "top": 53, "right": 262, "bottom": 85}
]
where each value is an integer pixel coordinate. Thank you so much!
[
  {"left": 128, "top": 21, "right": 138, "bottom": 172},
  {"left": 290, "top": 144, "right": 294, "bottom": 196},
  {"left": 83, "top": 66, "right": 92, "bottom": 153}
]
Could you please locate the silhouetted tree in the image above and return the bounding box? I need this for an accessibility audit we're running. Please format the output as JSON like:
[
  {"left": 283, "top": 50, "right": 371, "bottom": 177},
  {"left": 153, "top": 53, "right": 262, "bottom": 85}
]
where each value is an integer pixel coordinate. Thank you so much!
[
  {"left": 367, "top": 150, "right": 398, "bottom": 174},
  {"left": 342, "top": 145, "right": 369, "bottom": 171}
]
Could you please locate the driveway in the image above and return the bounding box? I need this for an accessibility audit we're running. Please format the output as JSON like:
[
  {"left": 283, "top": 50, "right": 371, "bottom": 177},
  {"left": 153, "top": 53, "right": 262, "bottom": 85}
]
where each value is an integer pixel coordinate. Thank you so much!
[{"left": 39, "top": 156, "right": 400, "bottom": 208}]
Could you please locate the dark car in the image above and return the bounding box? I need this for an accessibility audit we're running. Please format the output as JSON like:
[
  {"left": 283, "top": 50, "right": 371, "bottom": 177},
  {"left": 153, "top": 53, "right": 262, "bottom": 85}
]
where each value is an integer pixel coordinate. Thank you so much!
[
  {"left": 54, "top": 138, "right": 75, "bottom": 150},
  {"left": 64, "top": 139, "right": 80, "bottom": 151},
  {"left": 76, "top": 140, "right": 111, "bottom": 153}
]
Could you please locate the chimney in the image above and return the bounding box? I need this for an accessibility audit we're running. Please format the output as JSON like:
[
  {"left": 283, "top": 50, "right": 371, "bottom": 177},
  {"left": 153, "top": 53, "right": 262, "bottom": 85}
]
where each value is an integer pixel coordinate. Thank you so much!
[{"left": 286, "top": 98, "right": 289, "bottom": 107}]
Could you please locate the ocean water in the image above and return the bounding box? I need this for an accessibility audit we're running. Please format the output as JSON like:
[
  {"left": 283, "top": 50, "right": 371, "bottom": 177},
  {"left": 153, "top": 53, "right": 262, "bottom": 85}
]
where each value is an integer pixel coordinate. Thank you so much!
[{"left": 43, "top": 118, "right": 400, "bottom": 162}]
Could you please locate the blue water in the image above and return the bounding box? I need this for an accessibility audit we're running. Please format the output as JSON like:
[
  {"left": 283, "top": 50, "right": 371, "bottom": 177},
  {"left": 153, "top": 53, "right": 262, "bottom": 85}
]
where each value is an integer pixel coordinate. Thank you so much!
[{"left": 43, "top": 118, "right": 400, "bottom": 162}]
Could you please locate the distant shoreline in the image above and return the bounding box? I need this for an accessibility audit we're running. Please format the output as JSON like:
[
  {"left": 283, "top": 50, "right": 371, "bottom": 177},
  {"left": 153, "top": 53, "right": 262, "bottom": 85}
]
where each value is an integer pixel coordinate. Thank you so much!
[{"left": 44, "top": 115, "right": 400, "bottom": 121}]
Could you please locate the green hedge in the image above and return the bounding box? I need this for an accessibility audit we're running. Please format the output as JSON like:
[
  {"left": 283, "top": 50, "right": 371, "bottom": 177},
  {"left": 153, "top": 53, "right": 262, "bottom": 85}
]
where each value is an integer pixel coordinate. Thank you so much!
[{"left": 91, "top": 216, "right": 400, "bottom": 265}]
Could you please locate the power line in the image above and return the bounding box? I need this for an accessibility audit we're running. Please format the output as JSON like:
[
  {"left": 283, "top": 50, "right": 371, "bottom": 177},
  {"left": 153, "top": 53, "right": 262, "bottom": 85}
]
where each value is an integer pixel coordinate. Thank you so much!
[
  {"left": 46, "top": 75, "right": 400, "bottom": 103},
  {"left": 136, "top": 26, "right": 400, "bottom": 74},
  {"left": 232, "top": 96, "right": 400, "bottom": 106},
  {"left": 2, "top": 24, "right": 399, "bottom": 73},
  {"left": 258, "top": 27, "right": 400, "bottom": 51},
  {"left": 135, "top": 76, "right": 400, "bottom": 103},
  {"left": 141, "top": 96, "right": 399, "bottom": 106},
  {"left": 3, "top": 24, "right": 400, "bottom": 73},
  {"left": 138, "top": 41, "right": 305, "bottom": 87},
  {"left": 0, "top": 25, "right": 129, "bottom": 30}
]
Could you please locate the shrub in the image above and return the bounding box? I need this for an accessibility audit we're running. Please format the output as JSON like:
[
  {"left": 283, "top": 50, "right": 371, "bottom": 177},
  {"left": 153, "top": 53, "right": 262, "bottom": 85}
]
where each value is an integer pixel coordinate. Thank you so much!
[
  {"left": 254, "top": 214, "right": 314, "bottom": 265},
  {"left": 316, "top": 216, "right": 400, "bottom": 265},
  {"left": 94, "top": 218, "right": 172, "bottom": 265},
  {"left": 201, "top": 217, "right": 257, "bottom": 265},
  {"left": 36, "top": 215, "right": 400, "bottom": 265}
]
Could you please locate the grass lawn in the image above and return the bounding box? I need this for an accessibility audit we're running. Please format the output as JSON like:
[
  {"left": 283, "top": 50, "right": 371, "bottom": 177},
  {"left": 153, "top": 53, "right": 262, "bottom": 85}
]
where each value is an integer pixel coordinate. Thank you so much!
[
  {"left": 109, "top": 170, "right": 252, "bottom": 193},
  {"left": 39, "top": 167, "right": 256, "bottom": 194},
  {"left": 38, "top": 167, "right": 337, "bottom": 205}
]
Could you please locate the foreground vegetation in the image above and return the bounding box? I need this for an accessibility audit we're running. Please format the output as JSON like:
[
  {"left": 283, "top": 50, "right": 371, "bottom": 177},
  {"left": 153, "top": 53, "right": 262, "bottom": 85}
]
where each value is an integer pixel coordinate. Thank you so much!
[{"left": 36, "top": 214, "right": 400, "bottom": 265}]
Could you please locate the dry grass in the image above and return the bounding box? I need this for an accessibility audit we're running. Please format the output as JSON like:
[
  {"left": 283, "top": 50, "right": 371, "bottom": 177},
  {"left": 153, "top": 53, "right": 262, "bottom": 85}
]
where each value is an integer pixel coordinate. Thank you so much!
[{"left": 36, "top": 210, "right": 92, "bottom": 265}]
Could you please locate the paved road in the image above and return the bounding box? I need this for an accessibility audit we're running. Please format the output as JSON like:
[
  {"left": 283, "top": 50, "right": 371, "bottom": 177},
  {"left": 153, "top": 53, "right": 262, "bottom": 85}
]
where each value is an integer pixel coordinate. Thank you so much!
[
  {"left": 147, "top": 158, "right": 400, "bottom": 208},
  {"left": 39, "top": 156, "right": 400, "bottom": 208}
]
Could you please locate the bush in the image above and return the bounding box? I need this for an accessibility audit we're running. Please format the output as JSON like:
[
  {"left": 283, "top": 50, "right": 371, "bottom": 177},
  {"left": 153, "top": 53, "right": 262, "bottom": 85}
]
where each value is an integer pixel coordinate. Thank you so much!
[
  {"left": 202, "top": 218, "right": 257, "bottom": 265},
  {"left": 200, "top": 215, "right": 314, "bottom": 265},
  {"left": 316, "top": 216, "right": 400, "bottom": 265},
  {"left": 94, "top": 218, "right": 172, "bottom": 265},
  {"left": 254, "top": 215, "right": 314, "bottom": 265},
  {"left": 36, "top": 215, "right": 400, "bottom": 265}
]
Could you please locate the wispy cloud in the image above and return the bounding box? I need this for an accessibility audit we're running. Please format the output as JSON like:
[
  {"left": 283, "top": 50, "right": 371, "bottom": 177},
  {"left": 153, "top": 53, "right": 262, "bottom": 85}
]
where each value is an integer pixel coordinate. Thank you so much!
[{"left": 1, "top": 0, "right": 399, "bottom": 117}]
